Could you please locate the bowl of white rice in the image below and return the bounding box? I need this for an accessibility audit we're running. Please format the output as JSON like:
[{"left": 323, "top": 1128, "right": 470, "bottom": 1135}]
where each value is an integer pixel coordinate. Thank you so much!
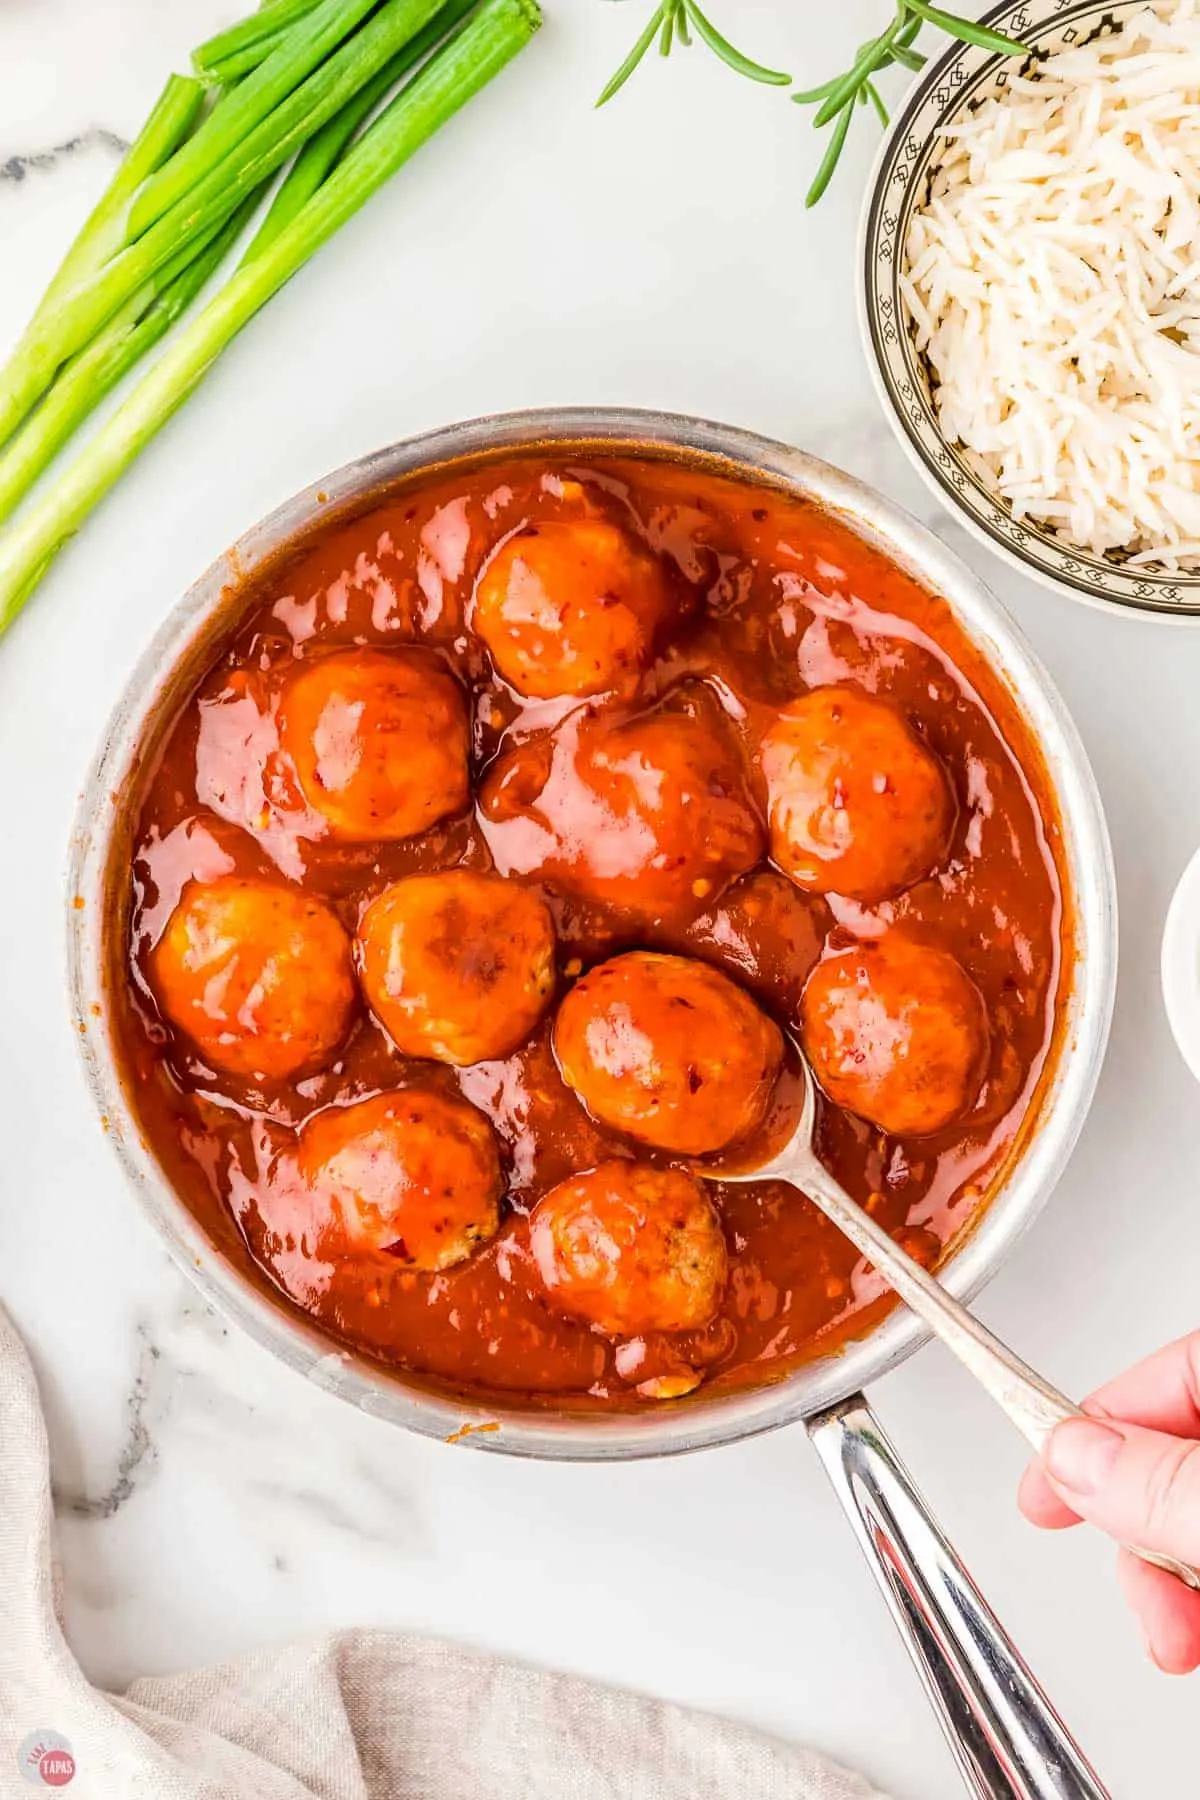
[{"left": 862, "top": 0, "right": 1200, "bottom": 616}]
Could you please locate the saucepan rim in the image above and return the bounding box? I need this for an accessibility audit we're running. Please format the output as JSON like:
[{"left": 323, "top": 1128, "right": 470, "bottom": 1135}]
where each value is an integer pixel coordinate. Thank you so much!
[{"left": 66, "top": 405, "right": 1118, "bottom": 1461}]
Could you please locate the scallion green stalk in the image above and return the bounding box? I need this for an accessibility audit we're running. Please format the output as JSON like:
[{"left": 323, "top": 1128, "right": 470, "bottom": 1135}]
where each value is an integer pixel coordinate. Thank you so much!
[
  {"left": 0, "top": 0, "right": 477, "bottom": 516},
  {"left": 0, "top": 0, "right": 447, "bottom": 450},
  {"left": 245, "top": 0, "right": 477, "bottom": 258},
  {"left": 0, "top": 74, "right": 207, "bottom": 471},
  {"left": 43, "top": 75, "right": 206, "bottom": 309},
  {"left": 132, "top": 0, "right": 382, "bottom": 235},
  {"left": 0, "top": 0, "right": 540, "bottom": 635},
  {"left": 0, "top": 196, "right": 264, "bottom": 523},
  {"left": 203, "top": 30, "right": 296, "bottom": 87},
  {"left": 192, "top": 0, "right": 326, "bottom": 82}
]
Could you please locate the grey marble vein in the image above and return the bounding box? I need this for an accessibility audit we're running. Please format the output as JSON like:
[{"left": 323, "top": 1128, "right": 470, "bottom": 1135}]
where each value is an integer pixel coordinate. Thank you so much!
[
  {"left": 2, "top": 126, "right": 129, "bottom": 186},
  {"left": 55, "top": 1325, "right": 162, "bottom": 1521},
  {"left": 245, "top": 1454, "right": 424, "bottom": 1551}
]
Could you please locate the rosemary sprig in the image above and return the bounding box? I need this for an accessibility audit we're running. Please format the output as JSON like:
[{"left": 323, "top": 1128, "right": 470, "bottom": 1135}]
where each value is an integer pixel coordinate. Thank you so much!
[
  {"left": 596, "top": 0, "right": 1030, "bottom": 203},
  {"left": 797, "top": 0, "right": 1030, "bottom": 207},
  {"left": 596, "top": 0, "right": 790, "bottom": 107}
]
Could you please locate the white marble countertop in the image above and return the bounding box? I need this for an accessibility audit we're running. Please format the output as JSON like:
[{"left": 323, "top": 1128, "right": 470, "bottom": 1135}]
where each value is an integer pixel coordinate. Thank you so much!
[{"left": 2, "top": 2, "right": 1199, "bottom": 1794}]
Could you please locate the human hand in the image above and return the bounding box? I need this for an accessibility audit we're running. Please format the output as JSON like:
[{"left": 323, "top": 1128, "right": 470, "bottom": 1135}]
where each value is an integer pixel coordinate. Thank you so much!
[{"left": 1019, "top": 1333, "right": 1200, "bottom": 1674}]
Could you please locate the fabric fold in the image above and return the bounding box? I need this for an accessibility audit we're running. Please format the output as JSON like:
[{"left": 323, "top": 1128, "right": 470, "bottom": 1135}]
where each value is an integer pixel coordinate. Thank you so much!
[{"left": 0, "top": 1305, "right": 888, "bottom": 1800}]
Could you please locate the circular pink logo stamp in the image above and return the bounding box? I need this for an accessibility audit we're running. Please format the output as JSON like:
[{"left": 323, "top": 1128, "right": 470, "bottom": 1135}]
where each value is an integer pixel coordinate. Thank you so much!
[{"left": 17, "top": 1732, "right": 76, "bottom": 1788}]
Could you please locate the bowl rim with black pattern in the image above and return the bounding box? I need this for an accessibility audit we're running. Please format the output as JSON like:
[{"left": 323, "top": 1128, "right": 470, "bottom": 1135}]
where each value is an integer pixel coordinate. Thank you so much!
[{"left": 859, "top": 0, "right": 1200, "bottom": 621}]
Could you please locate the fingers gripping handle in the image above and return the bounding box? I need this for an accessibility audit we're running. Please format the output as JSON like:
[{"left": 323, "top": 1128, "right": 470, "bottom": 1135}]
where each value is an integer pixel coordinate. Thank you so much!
[{"left": 807, "top": 1396, "right": 1111, "bottom": 1800}]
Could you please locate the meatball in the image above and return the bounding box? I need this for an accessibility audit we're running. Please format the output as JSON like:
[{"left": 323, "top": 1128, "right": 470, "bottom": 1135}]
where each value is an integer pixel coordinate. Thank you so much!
[
  {"left": 800, "top": 935, "right": 989, "bottom": 1136},
  {"left": 150, "top": 875, "right": 356, "bottom": 1081},
  {"left": 478, "top": 689, "right": 764, "bottom": 928},
  {"left": 759, "top": 685, "right": 954, "bottom": 901},
  {"left": 554, "top": 952, "right": 783, "bottom": 1154},
  {"left": 473, "top": 518, "right": 672, "bottom": 700},
  {"left": 357, "top": 871, "right": 557, "bottom": 1066},
  {"left": 683, "top": 868, "right": 830, "bottom": 1018},
  {"left": 530, "top": 1161, "right": 728, "bottom": 1335},
  {"left": 298, "top": 1088, "right": 503, "bottom": 1270},
  {"left": 280, "top": 648, "right": 469, "bottom": 842}
]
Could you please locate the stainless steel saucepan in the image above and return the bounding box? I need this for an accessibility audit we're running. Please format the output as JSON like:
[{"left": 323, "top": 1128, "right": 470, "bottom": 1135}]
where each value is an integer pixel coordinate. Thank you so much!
[{"left": 68, "top": 409, "right": 1119, "bottom": 1800}]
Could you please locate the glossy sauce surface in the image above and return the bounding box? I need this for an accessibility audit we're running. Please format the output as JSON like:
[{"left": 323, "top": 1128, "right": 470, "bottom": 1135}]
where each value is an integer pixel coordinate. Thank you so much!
[{"left": 114, "top": 453, "right": 1068, "bottom": 1409}]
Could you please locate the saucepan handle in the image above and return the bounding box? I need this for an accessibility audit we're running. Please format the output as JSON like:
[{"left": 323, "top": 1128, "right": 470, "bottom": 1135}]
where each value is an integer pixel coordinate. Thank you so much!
[{"left": 807, "top": 1394, "right": 1110, "bottom": 1800}]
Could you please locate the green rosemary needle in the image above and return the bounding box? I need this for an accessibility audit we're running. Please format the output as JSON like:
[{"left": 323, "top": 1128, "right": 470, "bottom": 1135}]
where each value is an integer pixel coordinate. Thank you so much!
[
  {"left": 595, "top": 0, "right": 1031, "bottom": 208},
  {"left": 597, "top": 0, "right": 790, "bottom": 107},
  {"left": 797, "top": 1, "right": 1030, "bottom": 207}
]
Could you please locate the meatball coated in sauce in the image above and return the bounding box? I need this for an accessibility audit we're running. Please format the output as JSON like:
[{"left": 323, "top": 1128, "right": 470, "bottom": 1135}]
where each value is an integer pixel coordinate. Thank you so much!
[
  {"left": 473, "top": 518, "right": 673, "bottom": 699},
  {"left": 759, "top": 685, "right": 954, "bottom": 901},
  {"left": 479, "top": 689, "right": 764, "bottom": 928},
  {"left": 150, "top": 875, "right": 356, "bottom": 1081},
  {"left": 530, "top": 1161, "right": 728, "bottom": 1335},
  {"left": 800, "top": 936, "right": 989, "bottom": 1137},
  {"left": 682, "top": 869, "right": 830, "bottom": 1018},
  {"left": 280, "top": 648, "right": 469, "bottom": 842},
  {"left": 298, "top": 1089, "right": 502, "bottom": 1270},
  {"left": 357, "top": 871, "right": 556, "bottom": 1067},
  {"left": 554, "top": 952, "right": 783, "bottom": 1155},
  {"left": 118, "top": 452, "right": 1068, "bottom": 1411}
]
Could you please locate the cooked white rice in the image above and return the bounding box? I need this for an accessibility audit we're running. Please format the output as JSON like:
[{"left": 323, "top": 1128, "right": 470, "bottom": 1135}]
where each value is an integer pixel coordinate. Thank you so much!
[{"left": 901, "top": 1, "right": 1200, "bottom": 571}]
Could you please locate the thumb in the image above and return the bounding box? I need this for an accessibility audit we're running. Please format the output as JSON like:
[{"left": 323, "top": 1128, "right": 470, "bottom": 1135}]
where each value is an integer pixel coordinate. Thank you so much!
[{"left": 1043, "top": 1415, "right": 1200, "bottom": 1566}]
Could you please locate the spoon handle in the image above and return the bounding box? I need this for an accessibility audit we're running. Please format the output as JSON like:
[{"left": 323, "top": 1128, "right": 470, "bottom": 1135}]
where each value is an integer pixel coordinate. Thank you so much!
[{"left": 798, "top": 1155, "right": 1200, "bottom": 1593}]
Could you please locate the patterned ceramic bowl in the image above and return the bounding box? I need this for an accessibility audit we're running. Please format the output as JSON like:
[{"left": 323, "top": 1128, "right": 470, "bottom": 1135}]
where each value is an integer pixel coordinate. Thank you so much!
[{"left": 860, "top": 0, "right": 1200, "bottom": 619}]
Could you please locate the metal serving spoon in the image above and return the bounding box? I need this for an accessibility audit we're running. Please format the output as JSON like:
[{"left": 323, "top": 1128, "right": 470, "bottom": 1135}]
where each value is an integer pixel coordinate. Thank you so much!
[{"left": 706, "top": 1045, "right": 1200, "bottom": 1593}]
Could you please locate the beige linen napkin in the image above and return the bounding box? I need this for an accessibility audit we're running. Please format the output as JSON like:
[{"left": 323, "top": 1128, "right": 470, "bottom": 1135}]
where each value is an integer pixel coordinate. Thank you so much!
[{"left": 0, "top": 1305, "right": 888, "bottom": 1799}]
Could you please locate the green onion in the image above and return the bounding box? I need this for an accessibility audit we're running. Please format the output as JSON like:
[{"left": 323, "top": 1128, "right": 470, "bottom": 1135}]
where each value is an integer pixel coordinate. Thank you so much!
[
  {"left": 39, "top": 76, "right": 205, "bottom": 310},
  {"left": 202, "top": 32, "right": 297, "bottom": 87},
  {"left": 0, "top": 196, "right": 264, "bottom": 522},
  {"left": 130, "top": 0, "right": 385, "bottom": 235},
  {"left": 0, "top": 73, "right": 208, "bottom": 474},
  {"left": 246, "top": 0, "right": 477, "bottom": 259},
  {"left": 192, "top": 0, "right": 326, "bottom": 81},
  {"left": 0, "top": 0, "right": 448, "bottom": 449},
  {"left": 0, "top": 0, "right": 540, "bottom": 635}
]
